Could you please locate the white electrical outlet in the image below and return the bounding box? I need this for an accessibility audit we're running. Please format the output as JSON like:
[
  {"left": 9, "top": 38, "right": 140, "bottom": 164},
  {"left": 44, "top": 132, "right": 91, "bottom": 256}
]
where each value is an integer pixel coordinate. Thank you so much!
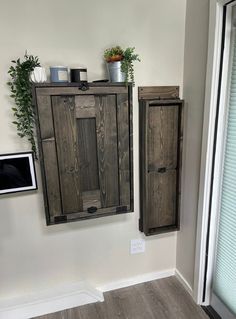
[{"left": 130, "top": 239, "right": 145, "bottom": 254}]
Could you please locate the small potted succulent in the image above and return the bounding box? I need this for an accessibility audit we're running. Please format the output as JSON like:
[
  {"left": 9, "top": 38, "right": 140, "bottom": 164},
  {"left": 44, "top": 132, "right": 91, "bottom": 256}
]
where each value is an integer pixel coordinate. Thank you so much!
[{"left": 104, "top": 46, "right": 140, "bottom": 85}]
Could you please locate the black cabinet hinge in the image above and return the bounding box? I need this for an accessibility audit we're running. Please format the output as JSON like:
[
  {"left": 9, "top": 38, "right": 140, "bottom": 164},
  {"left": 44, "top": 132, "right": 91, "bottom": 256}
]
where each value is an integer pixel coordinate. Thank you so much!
[
  {"left": 87, "top": 206, "right": 97, "bottom": 214},
  {"left": 54, "top": 215, "right": 67, "bottom": 223},
  {"left": 116, "top": 206, "right": 128, "bottom": 214}
]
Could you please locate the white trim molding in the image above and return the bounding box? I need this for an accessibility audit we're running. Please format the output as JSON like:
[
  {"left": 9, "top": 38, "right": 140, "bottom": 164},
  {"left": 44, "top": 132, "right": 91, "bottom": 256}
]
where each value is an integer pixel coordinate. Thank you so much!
[
  {"left": 0, "top": 269, "right": 194, "bottom": 319},
  {"left": 193, "top": 0, "right": 224, "bottom": 304},
  {"left": 98, "top": 268, "right": 193, "bottom": 299},
  {"left": 98, "top": 269, "right": 175, "bottom": 292},
  {"left": 175, "top": 269, "right": 193, "bottom": 296},
  {"left": 194, "top": 0, "right": 236, "bottom": 306},
  {"left": 0, "top": 282, "right": 104, "bottom": 319}
]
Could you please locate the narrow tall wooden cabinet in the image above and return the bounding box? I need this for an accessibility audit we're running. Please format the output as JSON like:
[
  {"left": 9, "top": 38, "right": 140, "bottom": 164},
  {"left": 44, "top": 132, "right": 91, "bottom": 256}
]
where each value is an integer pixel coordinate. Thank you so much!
[
  {"left": 139, "top": 86, "right": 183, "bottom": 235},
  {"left": 33, "top": 83, "right": 133, "bottom": 225}
]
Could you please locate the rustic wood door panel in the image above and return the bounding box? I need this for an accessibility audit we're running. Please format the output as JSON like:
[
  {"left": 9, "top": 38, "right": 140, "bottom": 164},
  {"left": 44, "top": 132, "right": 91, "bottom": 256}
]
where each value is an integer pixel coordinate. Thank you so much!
[
  {"left": 148, "top": 170, "right": 177, "bottom": 228},
  {"left": 76, "top": 94, "right": 120, "bottom": 209},
  {"left": 34, "top": 84, "right": 133, "bottom": 225},
  {"left": 52, "top": 96, "right": 83, "bottom": 214},
  {"left": 139, "top": 87, "right": 183, "bottom": 235},
  {"left": 75, "top": 93, "right": 131, "bottom": 208},
  {"left": 95, "top": 95, "right": 119, "bottom": 208},
  {"left": 77, "top": 118, "right": 99, "bottom": 192},
  {"left": 36, "top": 95, "right": 62, "bottom": 218},
  {"left": 117, "top": 94, "right": 131, "bottom": 208},
  {"left": 41, "top": 140, "right": 62, "bottom": 217},
  {"left": 75, "top": 95, "right": 101, "bottom": 211},
  {"left": 148, "top": 105, "right": 178, "bottom": 170}
]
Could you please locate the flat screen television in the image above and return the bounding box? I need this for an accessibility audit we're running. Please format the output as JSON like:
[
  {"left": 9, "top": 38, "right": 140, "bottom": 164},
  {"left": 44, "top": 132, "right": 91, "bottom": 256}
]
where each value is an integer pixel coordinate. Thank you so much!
[{"left": 0, "top": 152, "right": 37, "bottom": 195}]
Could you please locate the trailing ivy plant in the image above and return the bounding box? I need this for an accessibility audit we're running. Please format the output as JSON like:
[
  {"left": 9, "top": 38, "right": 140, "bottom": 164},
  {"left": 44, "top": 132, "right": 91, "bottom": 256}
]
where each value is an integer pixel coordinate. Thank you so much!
[
  {"left": 121, "top": 47, "right": 140, "bottom": 85},
  {"left": 7, "top": 53, "right": 40, "bottom": 158}
]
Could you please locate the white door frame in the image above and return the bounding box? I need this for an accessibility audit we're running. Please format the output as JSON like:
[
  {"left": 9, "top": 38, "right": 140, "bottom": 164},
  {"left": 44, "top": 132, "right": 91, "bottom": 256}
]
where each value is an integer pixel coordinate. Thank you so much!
[{"left": 193, "top": 0, "right": 236, "bottom": 306}]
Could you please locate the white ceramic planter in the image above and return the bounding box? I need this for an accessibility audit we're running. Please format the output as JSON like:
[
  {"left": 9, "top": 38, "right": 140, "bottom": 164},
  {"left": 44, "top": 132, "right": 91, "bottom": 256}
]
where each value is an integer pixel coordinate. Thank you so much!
[{"left": 30, "top": 67, "right": 47, "bottom": 83}]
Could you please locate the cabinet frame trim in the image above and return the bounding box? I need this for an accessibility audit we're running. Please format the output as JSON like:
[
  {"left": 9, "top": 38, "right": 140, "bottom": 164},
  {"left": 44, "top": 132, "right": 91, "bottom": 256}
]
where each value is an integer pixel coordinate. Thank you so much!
[
  {"left": 33, "top": 83, "right": 133, "bottom": 225},
  {"left": 139, "top": 88, "right": 184, "bottom": 236}
]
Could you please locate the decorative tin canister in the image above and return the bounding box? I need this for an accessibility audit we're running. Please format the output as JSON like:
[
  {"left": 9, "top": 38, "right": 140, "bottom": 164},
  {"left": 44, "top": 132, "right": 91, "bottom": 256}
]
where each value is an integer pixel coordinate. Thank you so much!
[
  {"left": 50, "top": 66, "right": 68, "bottom": 83},
  {"left": 70, "top": 68, "right": 88, "bottom": 83}
]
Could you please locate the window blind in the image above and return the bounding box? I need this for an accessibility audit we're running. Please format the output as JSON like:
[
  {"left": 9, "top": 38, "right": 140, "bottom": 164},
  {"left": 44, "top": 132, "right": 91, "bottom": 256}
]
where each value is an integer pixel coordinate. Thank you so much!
[{"left": 213, "top": 29, "right": 236, "bottom": 315}]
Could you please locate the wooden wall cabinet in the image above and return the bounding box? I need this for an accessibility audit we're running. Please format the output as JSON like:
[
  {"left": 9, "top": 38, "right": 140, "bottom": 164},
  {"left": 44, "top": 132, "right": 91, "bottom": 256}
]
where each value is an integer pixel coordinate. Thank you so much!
[
  {"left": 33, "top": 83, "right": 133, "bottom": 225},
  {"left": 139, "top": 86, "right": 183, "bottom": 236}
]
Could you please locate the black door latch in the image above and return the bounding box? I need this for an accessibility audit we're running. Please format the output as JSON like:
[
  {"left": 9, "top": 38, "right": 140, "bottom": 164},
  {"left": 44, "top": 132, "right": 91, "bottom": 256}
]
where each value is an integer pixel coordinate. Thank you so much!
[
  {"left": 87, "top": 206, "right": 97, "bottom": 214},
  {"left": 158, "top": 167, "right": 167, "bottom": 173}
]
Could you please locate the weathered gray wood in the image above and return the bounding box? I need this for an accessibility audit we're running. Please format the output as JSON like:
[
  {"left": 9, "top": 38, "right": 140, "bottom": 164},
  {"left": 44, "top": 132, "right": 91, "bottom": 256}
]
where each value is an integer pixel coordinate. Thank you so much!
[
  {"left": 139, "top": 101, "right": 148, "bottom": 233},
  {"left": 36, "top": 86, "right": 128, "bottom": 96},
  {"left": 117, "top": 94, "right": 130, "bottom": 207},
  {"left": 138, "top": 86, "right": 179, "bottom": 100},
  {"left": 95, "top": 95, "right": 119, "bottom": 208},
  {"left": 77, "top": 118, "right": 99, "bottom": 192},
  {"left": 148, "top": 170, "right": 176, "bottom": 228},
  {"left": 52, "top": 96, "right": 83, "bottom": 213},
  {"left": 75, "top": 95, "right": 96, "bottom": 118},
  {"left": 148, "top": 105, "right": 178, "bottom": 170},
  {"left": 34, "top": 84, "right": 133, "bottom": 225},
  {"left": 41, "top": 139, "right": 62, "bottom": 218},
  {"left": 139, "top": 95, "right": 183, "bottom": 235},
  {"left": 67, "top": 205, "right": 127, "bottom": 221},
  {"left": 82, "top": 190, "right": 101, "bottom": 211},
  {"left": 36, "top": 95, "right": 54, "bottom": 139},
  {"left": 177, "top": 101, "right": 184, "bottom": 229},
  {"left": 128, "top": 87, "right": 134, "bottom": 213},
  {"left": 34, "top": 277, "right": 208, "bottom": 319}
]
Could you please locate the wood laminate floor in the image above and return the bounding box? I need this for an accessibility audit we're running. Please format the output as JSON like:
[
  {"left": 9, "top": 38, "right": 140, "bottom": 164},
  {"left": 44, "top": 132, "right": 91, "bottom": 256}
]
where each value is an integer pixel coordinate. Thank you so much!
[{"left": 34, "top": 276, "right": 209, "bottom": 319}]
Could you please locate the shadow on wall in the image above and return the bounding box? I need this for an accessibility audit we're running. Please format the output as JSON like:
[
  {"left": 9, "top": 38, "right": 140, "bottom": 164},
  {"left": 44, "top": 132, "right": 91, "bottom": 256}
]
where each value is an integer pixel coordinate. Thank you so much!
[
  {"left": 0, "top": 197, "right": 14, "bottom": 241},
  {"left": 41, "top": 213, "right": 132, "bottom": 237},
  {"left": 179, "top": 101, "right": 189, "bottom": 226}
]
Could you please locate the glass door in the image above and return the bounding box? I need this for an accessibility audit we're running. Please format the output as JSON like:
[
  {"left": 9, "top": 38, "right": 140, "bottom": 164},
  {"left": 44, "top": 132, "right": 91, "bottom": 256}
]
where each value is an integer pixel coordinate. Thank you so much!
[{"left": 208, "top": 3, "right": 236, "bottom": 318}]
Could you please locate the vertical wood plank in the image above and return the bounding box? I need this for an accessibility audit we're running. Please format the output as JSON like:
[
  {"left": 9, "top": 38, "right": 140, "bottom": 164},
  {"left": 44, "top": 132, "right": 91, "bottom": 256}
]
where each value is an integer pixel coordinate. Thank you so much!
[
  {"left": 117, "top": 94, "right": 130, "bottom": 207},
  {"left": 36, "top": 94, "right": 62, "bottom": 222},
  {"left": 148, "top": 170, "right": 176, "bottom": 228},
  {"left": 177, "top": 101, "right": 184, "bottom": 229},
  {"left": 148, "top": 106, "right": 178, "bottom": 169},
  {"left": 128, "top": 86, "right": 134, "bottom": 212},
  {"left": 95, "top": 95, "right": 119, "bottom": 208},
  {"left": 36, "top": 95, "right": 54, "bottom": 139},
  {"left": 139, "top": 98, "right": 183, "bottom": 235},
  {"left": 42, "top": 140, "right": 62, "bottom": 218},
  {"left": 77, "top": 118, "right": 99, "bottom": 191},
  {"left": 139, "top": 101, "right": 148, "bottom": 232},
  {"left": 52, "top": 96, "right": 83, "bottom": 213}
]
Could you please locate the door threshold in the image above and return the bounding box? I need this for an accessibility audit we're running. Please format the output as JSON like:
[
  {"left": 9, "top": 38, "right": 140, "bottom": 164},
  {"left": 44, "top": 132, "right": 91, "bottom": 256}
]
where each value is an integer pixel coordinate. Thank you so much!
[{"left": 202, "top": 306, "right": 222, "bottom": 319}]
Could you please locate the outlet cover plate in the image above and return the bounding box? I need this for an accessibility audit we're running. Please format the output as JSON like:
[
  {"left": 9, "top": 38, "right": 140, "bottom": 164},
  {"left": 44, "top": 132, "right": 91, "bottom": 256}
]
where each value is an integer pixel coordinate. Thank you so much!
[{"left": 130, "top": 239, "right": 145, "bottom": 254}]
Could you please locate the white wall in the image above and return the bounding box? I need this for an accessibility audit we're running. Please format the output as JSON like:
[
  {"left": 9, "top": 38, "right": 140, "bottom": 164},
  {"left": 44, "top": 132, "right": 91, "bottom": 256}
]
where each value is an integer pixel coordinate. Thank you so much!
[
  {"left": 176, "top": 0, "right": 209, "bottom": 288},
  {"left": 0, "top": 0, "right": 186, "bottom": 300}
]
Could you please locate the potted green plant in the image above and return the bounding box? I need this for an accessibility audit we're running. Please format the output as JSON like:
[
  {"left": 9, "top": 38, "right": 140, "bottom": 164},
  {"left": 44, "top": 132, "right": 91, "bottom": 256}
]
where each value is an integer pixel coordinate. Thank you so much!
[
  {"left": 104, "top": 46, "right": 140, "bottom": 85},
  {"left": 7, "top": 52, "right": 41, "bottom": 158}
]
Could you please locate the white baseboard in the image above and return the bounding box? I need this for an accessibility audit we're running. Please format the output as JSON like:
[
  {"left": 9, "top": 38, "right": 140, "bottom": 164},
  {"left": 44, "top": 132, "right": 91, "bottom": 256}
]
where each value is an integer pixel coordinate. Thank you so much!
[
  {"left": 0, "top": 269, "right": 192, "bottom": 319},
  {"left": 0, "top": 282, "right": 104, "bottom": 319},
  {"left": 175, "top": 269, "right": 193, "bottom": 296},
  {"left": 98, "top": 269, "right": 175, "bottom": 292}
]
